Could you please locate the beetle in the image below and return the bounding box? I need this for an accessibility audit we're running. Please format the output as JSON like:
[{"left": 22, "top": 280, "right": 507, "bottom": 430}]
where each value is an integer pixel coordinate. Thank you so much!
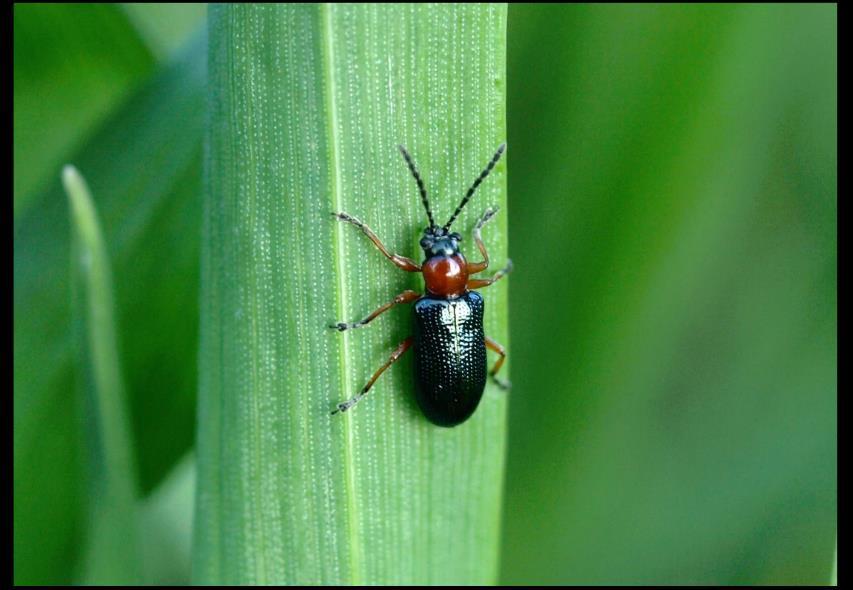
[{"left": 330, "top": 143, "right": 511, "bottom": 427}]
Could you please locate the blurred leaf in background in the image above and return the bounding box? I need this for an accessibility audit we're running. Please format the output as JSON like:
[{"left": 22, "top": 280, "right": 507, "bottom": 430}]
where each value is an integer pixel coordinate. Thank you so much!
[
  {"left": 501, "top": 4, "right": 836, "bottom": 585},
  {"left": 14, "top": 5, "right": 205, "bottom": 584},
  {"left": 121, "top": 3, "right": 207, "bottom": 61},
  {"left": 13, "top": 4, "right": 154, "bottom": 216}
]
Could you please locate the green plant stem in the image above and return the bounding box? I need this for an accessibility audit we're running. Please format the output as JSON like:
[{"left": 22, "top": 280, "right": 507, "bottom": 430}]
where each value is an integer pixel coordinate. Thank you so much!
[{"left": 195, "top": 4, "right": 508, "bottom": 585}]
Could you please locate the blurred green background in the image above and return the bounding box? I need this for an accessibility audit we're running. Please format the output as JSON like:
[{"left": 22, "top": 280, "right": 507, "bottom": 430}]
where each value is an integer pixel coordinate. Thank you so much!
[{"left": 14, "top": 3, "right": 836, "bottom": 585}]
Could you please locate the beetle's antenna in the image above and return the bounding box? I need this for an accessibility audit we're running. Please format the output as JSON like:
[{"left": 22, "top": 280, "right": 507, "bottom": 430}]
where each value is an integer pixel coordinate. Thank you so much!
[
  {"left": 443, "top": 143, "right": 506, "bottom": 230},
  {"left": 398, "top": 145, "right": 436, "bottom": 229}
]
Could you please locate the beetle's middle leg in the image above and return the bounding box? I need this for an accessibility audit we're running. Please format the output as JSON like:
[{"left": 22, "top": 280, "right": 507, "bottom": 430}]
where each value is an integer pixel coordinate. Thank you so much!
[
  {"left": 332, "top": 336, "right": 414, "bottom": 414},
  {"left": 468, "top": 259, "right": 513, "bottom": 290},
  {"left": 332, "top": 212, "right": 421, "bottom": 272},
  {"left": 485, "top": 335, "right": 511, "bottom": 390},
  {"left": 329, "top": 290, "right": 420, "bottom": 331}
]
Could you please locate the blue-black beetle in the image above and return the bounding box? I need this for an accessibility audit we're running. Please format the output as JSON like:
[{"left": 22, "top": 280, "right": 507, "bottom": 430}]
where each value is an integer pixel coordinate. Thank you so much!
[{"left": 330, "top": 144, "right": 510, "bottom": 427}]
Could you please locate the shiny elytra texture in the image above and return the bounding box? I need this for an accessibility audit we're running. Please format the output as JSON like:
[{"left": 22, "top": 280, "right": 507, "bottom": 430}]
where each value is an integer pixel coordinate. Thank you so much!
[{"left": 413, "top": 291, "right": 487, "bottom": 427}]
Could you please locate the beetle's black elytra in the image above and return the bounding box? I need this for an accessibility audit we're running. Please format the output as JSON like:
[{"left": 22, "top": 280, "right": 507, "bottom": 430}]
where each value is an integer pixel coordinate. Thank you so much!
[
  {"left": 330, "top": 144, "right": 511, "bottom": 427},
  {"left": 413, "top": 291, "right": 487, "bottom": 426}
]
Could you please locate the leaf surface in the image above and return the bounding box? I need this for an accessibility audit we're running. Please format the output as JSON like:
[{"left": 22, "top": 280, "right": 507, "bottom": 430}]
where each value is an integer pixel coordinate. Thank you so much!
[{"left": 195, "top": 5, "right": 509, "bottom": 584}]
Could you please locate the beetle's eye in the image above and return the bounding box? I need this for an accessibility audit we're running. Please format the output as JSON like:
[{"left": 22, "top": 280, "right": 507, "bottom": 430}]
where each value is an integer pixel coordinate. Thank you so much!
[
  {"left": 420, "top": 238, "right": 431, "bottom": 248},
  {"left": 450, "top": 232, "right": 462, "bottom": 241}
]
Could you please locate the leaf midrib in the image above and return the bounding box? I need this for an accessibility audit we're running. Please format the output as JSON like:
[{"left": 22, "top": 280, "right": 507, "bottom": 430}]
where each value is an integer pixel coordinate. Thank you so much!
[{"left": 322, "top": 3, "right": 362, "bottom": 585}]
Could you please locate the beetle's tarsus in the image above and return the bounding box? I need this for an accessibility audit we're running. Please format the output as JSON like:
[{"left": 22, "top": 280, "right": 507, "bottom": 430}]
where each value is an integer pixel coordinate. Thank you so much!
[
  {"left": 331, "top": 402, "right": 350, "bottom": 415},
  {"left": 332, "top": 211, "right": 360, "bottom": 225},
  {"left": 491, "top": 374, "right": 511, "bottom": 391},
  {"left": 332, "top": 392, "right": 366, "bottom": 415},
  {"left": 329, "top": 321, "right": 358, "bottom": 331},
  {"left": 476, "top": 205, "right": 500, "bottom": 229},
  {"left": 491, "top": 259, "right": 513, "bottom": 281}
]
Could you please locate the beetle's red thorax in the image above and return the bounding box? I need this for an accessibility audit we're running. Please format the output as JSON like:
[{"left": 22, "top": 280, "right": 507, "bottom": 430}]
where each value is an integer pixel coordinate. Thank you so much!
[{"left": 422, "top": 254, "right": 469, "bottom": 298}]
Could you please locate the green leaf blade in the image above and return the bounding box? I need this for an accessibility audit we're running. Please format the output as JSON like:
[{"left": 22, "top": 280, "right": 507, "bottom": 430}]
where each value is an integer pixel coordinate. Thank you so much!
[{"left": 196, "top": 4, "right": 508, "bottom": 584}]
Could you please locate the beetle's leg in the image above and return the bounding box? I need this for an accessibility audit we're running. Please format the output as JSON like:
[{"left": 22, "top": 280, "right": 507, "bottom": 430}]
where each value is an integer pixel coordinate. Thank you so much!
[
  {"left": 329, "top": 290, "right": 420, "bottom": 331},
  {"left": 485, "top": 336, "right": 511, "bottom": 390},
  {"left": 467, "top": 205, "right": 500, "bottom": 275},
  {"left": 332, "top": 212, "right": 421, "bottom": 272},
  {"left": 468, "top": 258, "right": 513, "bottom": 290},
  {"left": 332, "top": 336, "right": 414, "bottom": 415}
]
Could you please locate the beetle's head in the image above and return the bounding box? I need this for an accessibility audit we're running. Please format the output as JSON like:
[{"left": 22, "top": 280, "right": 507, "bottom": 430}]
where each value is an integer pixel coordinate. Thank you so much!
[
  {"left": 397, "top": 143, "right": 505, "bottom": 262},
  {"left": 420, "top": 226, "right": 462, "bottom": 259}
]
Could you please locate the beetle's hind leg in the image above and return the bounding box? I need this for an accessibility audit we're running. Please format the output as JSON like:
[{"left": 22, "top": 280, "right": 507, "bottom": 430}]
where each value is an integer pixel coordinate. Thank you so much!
[
  {"left": 485, "top": 336, "right": 511, "bottom": 390},
  {"left": 332, "top": 337, "right": 414, "bottom": 415},
  {"left": 329, "top": 290, "right": 420, "bottom": 331}
]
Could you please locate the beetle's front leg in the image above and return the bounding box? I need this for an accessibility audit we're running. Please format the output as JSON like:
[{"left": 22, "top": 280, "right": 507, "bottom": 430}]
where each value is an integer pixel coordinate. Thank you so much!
[
  {"left": 332, "top": 212, "right": 421, "bottom": 272},
  {"left": 329, "top": 290, "right": 421, "bottom": 331},
  {"left": 467, "top": 205, "right": 500, "bottom": 274},
  {"left": 485, "top": 336, "right": 511, "bottom": 390},
  {"left": 332, "top": 336, "right": 414, "bottom": 414}
]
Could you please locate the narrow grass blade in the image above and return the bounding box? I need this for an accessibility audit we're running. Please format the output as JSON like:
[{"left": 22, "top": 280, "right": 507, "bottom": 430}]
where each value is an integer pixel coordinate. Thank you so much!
[
  {"left": 196, "top": 5, "right": 508, "bottom": 584},
  {"left": 65, "top": 166, "right": 141, "bottom": 584},
  {"left": 14, "top": 35, "right": 205, "bottom": 583}
]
